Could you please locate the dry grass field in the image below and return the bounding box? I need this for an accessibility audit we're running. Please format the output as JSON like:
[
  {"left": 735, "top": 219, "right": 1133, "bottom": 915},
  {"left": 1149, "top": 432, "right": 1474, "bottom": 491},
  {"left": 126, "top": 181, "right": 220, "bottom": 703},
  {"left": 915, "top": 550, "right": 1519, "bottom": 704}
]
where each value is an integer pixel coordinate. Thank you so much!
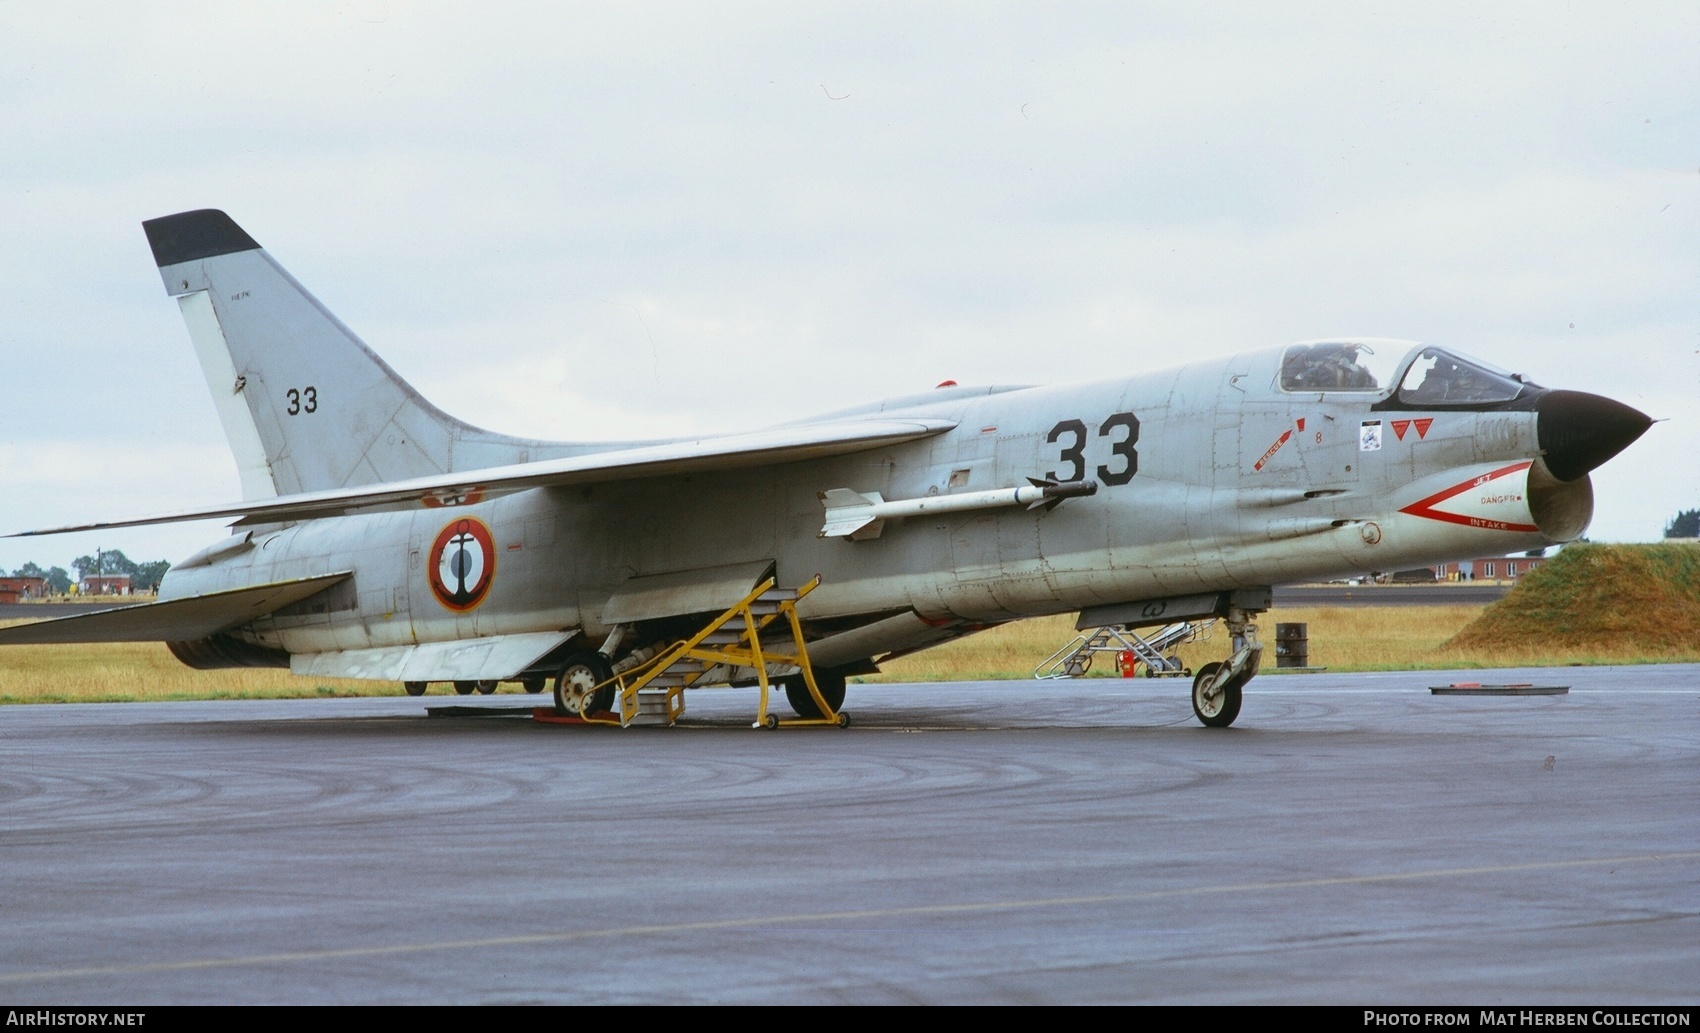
[
  {"left": 867, "top": 602, "right": 1699, "bottom": 685},
  {"left": 4, "top": 596, "right": 1691, "bottom": 705},
  {"left": 0, "top": 631, "right": 380, "bottom": 704},
  {"left": 871, "top": 604, "right": 1466, "bottom": 683}
]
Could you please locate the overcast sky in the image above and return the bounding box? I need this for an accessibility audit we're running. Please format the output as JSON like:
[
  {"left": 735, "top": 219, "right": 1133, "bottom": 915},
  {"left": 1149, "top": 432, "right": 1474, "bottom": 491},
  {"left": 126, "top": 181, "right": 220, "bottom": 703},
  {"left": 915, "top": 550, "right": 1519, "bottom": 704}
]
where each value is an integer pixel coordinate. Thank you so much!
[{"left": 1, "top": 2, "right": 1695, "bottom": 574}]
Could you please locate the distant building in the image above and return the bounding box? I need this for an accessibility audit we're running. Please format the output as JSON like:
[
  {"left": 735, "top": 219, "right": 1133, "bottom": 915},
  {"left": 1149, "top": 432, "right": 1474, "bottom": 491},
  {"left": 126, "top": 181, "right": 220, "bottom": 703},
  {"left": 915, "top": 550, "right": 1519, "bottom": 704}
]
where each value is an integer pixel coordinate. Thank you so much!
[
  {"left": 1434, "top": 556, "right": 1545, "bottom": 582},
  {"left": 0, "top": 576, "right": 48, "bottom": 603},
  {"left": 81, "top": 574, "right": 132, "bottom": 596}
]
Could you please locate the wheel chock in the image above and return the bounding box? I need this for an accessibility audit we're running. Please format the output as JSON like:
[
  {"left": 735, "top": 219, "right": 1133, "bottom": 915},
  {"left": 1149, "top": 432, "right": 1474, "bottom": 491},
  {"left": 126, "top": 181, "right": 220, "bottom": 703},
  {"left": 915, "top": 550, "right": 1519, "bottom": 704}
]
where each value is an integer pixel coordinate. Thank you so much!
[{"left": 532, "top": 707, "right": 620, "bottom": 725}]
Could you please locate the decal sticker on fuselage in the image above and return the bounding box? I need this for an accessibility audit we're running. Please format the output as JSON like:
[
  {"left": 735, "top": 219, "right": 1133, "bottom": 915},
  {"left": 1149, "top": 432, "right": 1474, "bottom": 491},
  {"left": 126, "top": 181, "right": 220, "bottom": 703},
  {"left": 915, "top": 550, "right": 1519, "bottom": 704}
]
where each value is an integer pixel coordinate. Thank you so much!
[
  {"left": 1398, "top": 461, "right": 1539, "bottom": 533},
  {"left": 1359, "top": 421, "right": 1383, "bottom": 452},
  {"left": 1253, "top": 429, "right": 1293, "bottom": 472},
  {"left": 1391, "top": 418, "right": 1433, "bottom": 441},
  {"left": 1253, "top": 417, "right": 1310, "bottom": 472},
  {"left": 429, "top": 516, "right": 496, "bottom": 612}
]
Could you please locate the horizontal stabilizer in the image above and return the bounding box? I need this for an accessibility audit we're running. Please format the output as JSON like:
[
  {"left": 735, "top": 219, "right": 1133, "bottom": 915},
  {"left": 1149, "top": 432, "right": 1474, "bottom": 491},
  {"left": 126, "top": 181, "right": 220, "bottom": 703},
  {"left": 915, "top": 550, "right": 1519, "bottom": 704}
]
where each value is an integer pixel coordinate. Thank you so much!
[
  {"left": 7, "top": 418, "right": 955, "bottom": 537},
  {"left": 0, "top": 573, "right": 351, "bottom": 644},
  {"left": 290, "top": 631, "right": 574, "bottom": 682}
]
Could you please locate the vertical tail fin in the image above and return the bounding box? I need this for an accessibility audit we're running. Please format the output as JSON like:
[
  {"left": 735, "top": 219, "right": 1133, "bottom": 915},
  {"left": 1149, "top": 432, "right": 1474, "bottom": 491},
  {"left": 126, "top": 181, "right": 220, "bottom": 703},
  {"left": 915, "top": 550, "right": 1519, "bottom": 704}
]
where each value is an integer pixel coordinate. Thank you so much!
[{"left": 143, "top": 210, "right": 539, "bottom": 498}]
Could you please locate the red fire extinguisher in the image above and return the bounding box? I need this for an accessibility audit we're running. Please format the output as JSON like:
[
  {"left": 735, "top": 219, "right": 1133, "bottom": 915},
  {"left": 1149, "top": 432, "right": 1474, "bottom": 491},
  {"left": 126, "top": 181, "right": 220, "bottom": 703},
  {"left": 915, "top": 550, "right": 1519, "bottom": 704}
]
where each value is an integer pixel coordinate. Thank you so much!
[{"left": 1117, "top": 650, "right": 1138, "bottom": 678}]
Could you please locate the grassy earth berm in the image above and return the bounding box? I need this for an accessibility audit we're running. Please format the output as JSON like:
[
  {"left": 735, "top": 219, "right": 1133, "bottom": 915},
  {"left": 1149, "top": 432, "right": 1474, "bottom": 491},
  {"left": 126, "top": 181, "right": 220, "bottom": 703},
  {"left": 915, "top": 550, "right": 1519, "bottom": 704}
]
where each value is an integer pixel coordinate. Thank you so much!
[{"left": 1446, "top": 543, "right": 1700, "bottom": 655}]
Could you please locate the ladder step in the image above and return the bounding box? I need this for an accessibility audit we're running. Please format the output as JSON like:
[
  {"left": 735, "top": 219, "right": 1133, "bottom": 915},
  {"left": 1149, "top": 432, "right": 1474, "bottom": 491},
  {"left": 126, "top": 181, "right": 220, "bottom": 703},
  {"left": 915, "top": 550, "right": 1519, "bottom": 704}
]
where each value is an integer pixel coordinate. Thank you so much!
[
  {"left": 699, "top": 631, "right": 745, "bottom": 645},
  {"left": 631, "top": 689, "right": 676, "bottom": 724}
]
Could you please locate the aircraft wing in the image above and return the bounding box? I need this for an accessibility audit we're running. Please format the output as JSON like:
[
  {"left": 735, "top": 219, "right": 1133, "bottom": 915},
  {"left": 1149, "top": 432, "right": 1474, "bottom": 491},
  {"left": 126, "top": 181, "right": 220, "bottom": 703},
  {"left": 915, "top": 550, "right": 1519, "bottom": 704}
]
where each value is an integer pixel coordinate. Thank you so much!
[
  {"left": 0, "top": 573, "right": 351, "bottom": 643},
  {"left": 6, "top": 418, "right": 955, "bottom": 536}
]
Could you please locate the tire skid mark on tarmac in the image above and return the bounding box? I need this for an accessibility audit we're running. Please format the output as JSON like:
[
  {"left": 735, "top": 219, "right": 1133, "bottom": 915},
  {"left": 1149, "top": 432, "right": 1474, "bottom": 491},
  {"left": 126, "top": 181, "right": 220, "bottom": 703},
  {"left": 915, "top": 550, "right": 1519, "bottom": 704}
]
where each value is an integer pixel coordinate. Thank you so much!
[
  {"left": 9, "top": 703, "right": 1682, "bottom": 843},
  {"left": 3, "top": 728, "right": 1200, "bottom": 842},
  {"left": 1, "top": 850, "right": 1694, "bottom": 987}
]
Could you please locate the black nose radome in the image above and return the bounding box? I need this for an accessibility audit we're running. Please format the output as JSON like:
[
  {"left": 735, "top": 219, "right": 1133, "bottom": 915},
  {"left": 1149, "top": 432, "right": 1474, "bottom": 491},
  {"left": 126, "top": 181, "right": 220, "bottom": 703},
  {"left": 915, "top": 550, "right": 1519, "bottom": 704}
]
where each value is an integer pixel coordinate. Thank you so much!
[{"left": 1536, "top": 390, "right": 1652, "bottom": 482}]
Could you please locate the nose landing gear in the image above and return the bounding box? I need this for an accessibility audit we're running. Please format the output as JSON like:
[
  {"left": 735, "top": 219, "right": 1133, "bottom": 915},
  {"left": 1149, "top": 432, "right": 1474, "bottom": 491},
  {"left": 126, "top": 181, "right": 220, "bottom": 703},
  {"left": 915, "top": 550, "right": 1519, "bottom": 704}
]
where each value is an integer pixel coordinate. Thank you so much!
[{"left": 1191, "top": 605, "right": 1262, "bottom": 728}]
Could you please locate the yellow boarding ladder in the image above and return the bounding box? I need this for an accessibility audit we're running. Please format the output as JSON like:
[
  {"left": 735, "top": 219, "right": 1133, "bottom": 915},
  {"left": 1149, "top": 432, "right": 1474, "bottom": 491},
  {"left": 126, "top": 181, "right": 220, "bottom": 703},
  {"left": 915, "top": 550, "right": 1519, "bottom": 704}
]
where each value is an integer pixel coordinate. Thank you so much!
[{"left": 578, "top": 576, "right": 847, "bottom": 729}]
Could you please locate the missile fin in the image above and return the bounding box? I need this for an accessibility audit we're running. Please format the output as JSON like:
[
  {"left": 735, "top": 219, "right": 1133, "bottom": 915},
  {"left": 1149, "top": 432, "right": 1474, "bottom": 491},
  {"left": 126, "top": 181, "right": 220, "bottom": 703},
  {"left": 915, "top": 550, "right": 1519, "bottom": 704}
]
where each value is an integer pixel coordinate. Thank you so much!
[{"left": 819, "top": 487, "right": 886, "bottom": 538}]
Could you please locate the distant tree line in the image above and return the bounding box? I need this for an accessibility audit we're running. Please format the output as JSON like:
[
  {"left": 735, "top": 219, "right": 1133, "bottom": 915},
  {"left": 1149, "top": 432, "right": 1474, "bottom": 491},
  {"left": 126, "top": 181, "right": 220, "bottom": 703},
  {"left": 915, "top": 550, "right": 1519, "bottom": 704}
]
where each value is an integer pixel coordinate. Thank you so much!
[
  {"left": 11, "top": 549, "right": 172, "bottom": 594},
  {"left": 9, "top": 562, "right": 72, "bottom": 594},
  {"left": 1666, "top": 509, "right": 1700, "bottom": 539}
]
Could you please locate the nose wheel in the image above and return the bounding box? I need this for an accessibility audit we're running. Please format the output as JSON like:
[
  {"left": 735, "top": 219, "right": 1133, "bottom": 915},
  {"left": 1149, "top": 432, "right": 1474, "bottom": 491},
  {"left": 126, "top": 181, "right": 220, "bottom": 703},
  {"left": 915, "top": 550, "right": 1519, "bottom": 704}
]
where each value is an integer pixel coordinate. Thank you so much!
[
  {"left": 1189, "top": 604, "right": 1263, "bottom": 728},
  {"left": 1191, "top": 662, "right": 1244, "bottom": 727}
]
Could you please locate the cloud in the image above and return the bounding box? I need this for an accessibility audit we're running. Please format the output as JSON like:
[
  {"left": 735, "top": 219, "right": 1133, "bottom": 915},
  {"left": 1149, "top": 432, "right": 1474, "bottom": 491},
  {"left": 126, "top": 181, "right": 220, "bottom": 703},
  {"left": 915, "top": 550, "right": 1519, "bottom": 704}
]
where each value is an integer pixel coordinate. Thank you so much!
[{"left": 0, "top": 0, "right": 1694, "bottom": 565}]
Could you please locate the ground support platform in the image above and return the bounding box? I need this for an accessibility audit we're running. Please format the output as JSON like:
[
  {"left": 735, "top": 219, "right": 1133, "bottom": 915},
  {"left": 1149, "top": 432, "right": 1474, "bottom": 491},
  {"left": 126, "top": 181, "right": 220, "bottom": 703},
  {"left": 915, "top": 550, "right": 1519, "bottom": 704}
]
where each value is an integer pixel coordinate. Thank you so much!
[
  {"left": 560, "top": 575, "right": 848, "bottom": 730},
  {"left": 1431, "top": 683, "right": 1569, "bottom": 695}
]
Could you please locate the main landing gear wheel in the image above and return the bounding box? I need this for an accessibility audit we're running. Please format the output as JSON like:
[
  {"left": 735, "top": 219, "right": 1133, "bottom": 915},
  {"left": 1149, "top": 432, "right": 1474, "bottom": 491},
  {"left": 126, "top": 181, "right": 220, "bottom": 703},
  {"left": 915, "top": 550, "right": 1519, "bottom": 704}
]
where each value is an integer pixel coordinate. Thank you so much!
[
  {"left": 403, "top": 681, "right": 427, "bottom": 697},
  {"left": 553, "top": 651, "right": 615, "bottom": 717},
  {"left": 1191, "top": 661, "right": 1243, "bottom": 728},
  {"left": 453, "top": 680, "right": 477, "bottom": 696},
  {"left": 784, "top": 670, "right": 847, "bottom": 719},
  {"left": 521, "top": 677, "right": 545, "bottom": 694},
  {"left": 474, "top": 680, "right": 498, "bottom": 695}
]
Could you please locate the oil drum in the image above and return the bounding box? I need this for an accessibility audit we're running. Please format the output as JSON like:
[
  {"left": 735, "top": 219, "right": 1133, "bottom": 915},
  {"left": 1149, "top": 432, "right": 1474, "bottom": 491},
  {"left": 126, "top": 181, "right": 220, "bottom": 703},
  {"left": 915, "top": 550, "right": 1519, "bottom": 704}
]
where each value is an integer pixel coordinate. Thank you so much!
[{"left": 1274, "top": 622, "right": 1308, "bottom": 668}]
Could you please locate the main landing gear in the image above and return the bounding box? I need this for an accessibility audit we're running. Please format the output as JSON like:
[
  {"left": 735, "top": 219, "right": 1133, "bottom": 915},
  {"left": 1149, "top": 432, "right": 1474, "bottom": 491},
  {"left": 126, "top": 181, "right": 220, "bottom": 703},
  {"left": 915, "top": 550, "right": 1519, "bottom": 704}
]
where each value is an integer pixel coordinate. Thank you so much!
[
  {"left": 1190, "top": 605, "right": 1263, "bottom": 728},
  {"left": 782, "top": 668, "right": 848, "bottom": 720},
  {"left": 553, "top": 650, "right": 616, "bottom": 717}
]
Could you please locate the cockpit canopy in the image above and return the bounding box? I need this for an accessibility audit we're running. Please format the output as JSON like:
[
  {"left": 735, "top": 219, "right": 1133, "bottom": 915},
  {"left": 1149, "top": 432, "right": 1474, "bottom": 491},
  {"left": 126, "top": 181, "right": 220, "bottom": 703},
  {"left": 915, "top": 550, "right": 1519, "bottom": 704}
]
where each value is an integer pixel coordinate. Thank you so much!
[
  {"left": 1394, "top": 347, "right": 1526, "bottom": 405},
  {"left": 1279, "top": 340, "right": 1535, "bottom": 405},
  {"left": 1279, "top": 340, "right": 1407, "bottom": 392}
]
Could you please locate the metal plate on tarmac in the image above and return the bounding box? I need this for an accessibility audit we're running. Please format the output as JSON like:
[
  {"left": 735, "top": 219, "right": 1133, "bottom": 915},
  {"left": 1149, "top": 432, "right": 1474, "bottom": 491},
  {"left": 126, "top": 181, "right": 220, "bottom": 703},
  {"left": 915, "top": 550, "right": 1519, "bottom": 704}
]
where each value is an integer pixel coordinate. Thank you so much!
[
  {"left": 423, "top": 704, "right": 539, "bottom": 718},
  {"left": 1430, "top": 683, "right": 1569, "bottom": 695}
]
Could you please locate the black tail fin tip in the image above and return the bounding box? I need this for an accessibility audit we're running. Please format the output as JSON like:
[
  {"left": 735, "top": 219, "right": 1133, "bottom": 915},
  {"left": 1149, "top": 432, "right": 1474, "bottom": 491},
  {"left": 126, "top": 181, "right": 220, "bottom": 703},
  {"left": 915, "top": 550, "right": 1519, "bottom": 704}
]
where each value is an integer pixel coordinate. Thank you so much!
[{"left": 142, "top": 210, "right": 262, "bottom": 268}]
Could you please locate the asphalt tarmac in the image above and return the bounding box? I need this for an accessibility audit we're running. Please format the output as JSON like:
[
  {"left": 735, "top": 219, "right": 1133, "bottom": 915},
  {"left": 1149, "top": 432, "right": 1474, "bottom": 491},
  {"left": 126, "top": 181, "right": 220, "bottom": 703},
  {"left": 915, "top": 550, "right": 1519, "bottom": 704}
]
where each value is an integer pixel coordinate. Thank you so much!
[
  {"left": 1, "top": 667, "right": 1695, "bottom": 1004},
  {"left": 1270, "top": 582, "right": 1510, "bottom": 606}
]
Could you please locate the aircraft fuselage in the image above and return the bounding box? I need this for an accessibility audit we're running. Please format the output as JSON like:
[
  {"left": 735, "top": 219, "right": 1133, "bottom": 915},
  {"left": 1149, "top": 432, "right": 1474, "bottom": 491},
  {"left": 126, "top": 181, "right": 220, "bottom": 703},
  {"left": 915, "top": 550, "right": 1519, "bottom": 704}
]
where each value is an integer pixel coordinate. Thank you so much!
[{"left": 161, "top": 344, "right": 1597, "bottom": 664}]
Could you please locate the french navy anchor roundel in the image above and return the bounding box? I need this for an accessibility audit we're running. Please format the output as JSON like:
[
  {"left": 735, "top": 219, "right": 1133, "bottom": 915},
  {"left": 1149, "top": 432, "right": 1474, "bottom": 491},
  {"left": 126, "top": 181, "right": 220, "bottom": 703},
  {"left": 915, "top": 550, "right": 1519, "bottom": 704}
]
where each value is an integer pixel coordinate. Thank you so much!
[{"left": 428, "top": 517, "right": 496, "bottom": 612}]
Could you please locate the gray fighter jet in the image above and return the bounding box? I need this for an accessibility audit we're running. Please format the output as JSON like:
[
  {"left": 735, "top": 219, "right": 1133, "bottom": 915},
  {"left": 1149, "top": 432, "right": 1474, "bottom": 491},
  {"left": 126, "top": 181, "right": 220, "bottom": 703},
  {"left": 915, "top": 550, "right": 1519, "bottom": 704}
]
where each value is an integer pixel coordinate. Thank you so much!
[{"left": 0, "top": 210, "right": 1652, "bottom": 727}]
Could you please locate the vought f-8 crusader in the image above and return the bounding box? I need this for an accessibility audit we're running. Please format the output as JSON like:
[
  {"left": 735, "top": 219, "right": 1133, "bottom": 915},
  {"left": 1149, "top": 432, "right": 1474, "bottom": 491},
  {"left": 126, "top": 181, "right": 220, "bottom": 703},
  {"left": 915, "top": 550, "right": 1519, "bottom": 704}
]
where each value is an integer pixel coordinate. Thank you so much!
[{"left": 1, "top": 210, "right": 1652, "bottom": 728}]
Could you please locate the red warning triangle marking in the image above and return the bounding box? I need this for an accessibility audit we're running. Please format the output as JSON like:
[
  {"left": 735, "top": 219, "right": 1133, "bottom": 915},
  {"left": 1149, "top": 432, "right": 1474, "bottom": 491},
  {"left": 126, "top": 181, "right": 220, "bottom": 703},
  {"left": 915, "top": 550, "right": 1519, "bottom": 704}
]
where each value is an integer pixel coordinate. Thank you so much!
[
  {"left": 1398, "top": 461, "right": 1538, "bottom": 532},
  {"left": 1414, "top": 418, "right": 1433, "bottom": 439},
  {"left": 1391, "top": 419, "right": 1411, "bottom": 441}
]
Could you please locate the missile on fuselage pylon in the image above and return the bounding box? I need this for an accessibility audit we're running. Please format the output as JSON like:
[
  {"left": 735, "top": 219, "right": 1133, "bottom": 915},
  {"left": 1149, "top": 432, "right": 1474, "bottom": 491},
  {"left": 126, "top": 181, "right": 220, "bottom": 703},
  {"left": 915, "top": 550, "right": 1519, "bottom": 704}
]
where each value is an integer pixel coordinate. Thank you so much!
[{"left": 818, "top": 477, "right": 1099, "bottom": 540}]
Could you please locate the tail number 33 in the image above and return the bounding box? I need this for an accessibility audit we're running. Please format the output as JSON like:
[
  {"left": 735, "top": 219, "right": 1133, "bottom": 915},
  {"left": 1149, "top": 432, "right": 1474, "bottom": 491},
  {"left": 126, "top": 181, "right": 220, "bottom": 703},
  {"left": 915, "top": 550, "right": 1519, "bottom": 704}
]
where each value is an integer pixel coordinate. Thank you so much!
[{"left": 286, "top": 387, "right": 318, "bottom": 415}]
